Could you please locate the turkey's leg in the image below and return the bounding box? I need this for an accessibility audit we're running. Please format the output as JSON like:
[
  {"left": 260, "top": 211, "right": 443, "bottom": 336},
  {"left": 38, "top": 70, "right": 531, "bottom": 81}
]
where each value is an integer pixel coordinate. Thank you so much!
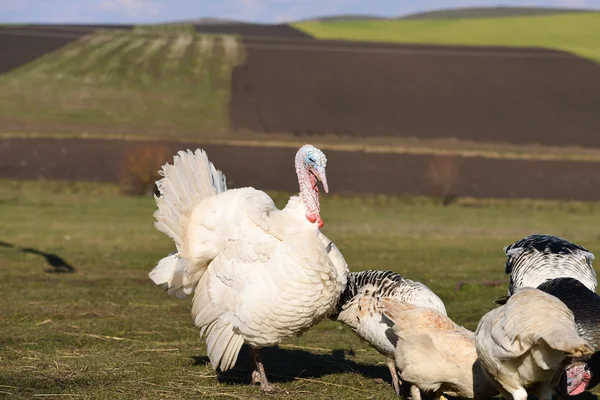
[
  {"left": 250, "top": 347, "right": 285, "bottom": 393},
  {"left": 386, "top": 357, "right": 402, "bottom": 396}
]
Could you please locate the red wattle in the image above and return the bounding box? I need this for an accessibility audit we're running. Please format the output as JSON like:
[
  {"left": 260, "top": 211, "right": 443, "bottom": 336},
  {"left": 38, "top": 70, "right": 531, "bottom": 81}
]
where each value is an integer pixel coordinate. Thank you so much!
[
  {"left": 318, "top": 218, "right": 324, "bottom": 229},
  {"left": 306, "top": 213, "right": 317, "bottom": 223}
]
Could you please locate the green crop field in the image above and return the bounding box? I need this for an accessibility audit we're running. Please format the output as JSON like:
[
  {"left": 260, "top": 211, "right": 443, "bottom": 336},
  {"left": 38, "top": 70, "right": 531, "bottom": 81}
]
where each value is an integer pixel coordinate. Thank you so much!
[
  {"left": 0, "top": 28, "right": 244, "bottom": 134},
  {"left": 294, "top": 12, "right": 600, "bottom": 63},
  {"left": 1, "top": 180, "right": 599, "bottom": 399}
]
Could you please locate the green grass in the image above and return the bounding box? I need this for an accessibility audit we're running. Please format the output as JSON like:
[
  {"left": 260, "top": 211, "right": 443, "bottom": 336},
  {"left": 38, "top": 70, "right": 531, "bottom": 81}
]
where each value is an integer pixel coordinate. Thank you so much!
[
  {"left": 397, "top": 6, "right": 596, "bottom": 20},
  {"left": 294, "top": 12, "right": 600, "bottom": 63},
  {"left": 1, "top": 180, "right": 600, "bottom": 399},
  {"left": 0, "top": 29, "right": 244, "bottom": 133}
]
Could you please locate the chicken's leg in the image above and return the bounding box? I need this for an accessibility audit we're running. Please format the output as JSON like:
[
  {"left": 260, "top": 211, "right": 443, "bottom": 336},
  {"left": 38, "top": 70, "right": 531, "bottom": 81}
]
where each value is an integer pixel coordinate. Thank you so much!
[
  {"left": 250, "top": 347, "right": 286, "bottom": 393},
  {"left": 386, "top": 357, "right": 402, "bottom": 396},
  {"left": 409, "top": 384, "right": 422, "bottom": 400}
]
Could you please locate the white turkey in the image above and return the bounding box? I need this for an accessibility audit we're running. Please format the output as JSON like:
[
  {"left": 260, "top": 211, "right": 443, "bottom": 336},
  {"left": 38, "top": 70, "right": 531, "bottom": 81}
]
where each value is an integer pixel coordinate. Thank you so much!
[
  {"left": 502, "top": 234, "right": 597, "bottom": 295},
  {"left": 475, "top": 287, "right": 594, "bottom": 400},
  {"left": 148, "top": 144, "right": 349, "bottom": 392},
  {"left": 329, "top": 269, "right": 447, "bottom": 397}
]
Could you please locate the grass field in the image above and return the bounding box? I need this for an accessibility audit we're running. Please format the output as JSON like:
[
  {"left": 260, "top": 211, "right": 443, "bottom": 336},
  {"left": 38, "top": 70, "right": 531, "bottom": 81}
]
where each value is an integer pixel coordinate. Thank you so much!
[
  {"left": 396, "top": 6, "right": 596, "bottom": 20},
  {"left": 295, "top": 13, "right": 600, "bottom": 63},
  {"left": 0, "top": 28, "right": 243, "bottom": 133},
  {"left": 1, "top": 180, "right": 600, "bottom": 399}
]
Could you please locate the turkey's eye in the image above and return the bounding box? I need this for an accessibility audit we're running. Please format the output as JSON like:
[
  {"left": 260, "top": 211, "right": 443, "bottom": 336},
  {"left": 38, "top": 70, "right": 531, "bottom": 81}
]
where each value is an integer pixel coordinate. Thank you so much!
[{"left": 307, "top": 157, "right": 315, "bottom": 163}]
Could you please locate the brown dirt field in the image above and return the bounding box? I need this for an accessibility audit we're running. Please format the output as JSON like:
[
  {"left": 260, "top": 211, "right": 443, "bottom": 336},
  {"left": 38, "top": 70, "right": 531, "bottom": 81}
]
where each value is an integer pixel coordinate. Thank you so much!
[
  {"left": 0, "top": 27, "right": 85, "bottom": 74},
  {"left": 21, "top": 23, "right": 134, "bottom": 31},
  {"left": 230, "top": 37, "right": 600, "bottom": 147},
  {"left": 194, "top": 23, "right": 313, "bottom": 39},
  {"left": 3, "top": 138, "right": 600, "bottom": 201}
]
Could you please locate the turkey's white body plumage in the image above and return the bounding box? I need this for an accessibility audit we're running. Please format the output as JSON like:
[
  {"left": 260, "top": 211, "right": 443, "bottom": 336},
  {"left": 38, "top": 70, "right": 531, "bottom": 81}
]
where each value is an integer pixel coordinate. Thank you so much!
[{"left": 149, "top": 149, "right": 348, "bottom": 372}]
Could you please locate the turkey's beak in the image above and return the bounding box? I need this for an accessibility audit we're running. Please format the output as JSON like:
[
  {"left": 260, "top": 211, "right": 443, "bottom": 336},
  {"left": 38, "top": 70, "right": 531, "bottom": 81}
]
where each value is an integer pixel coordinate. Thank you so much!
[{"left": 314, "top": 166, "right": 329, "bottom": 194}]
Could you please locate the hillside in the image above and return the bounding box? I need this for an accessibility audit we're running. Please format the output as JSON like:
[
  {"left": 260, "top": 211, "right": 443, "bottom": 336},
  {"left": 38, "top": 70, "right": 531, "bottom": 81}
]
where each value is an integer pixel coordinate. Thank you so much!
[
  {"left": 0, "top": 28, "right": 244, "bottom": 133},
  {"left": 398, "top": 6, "right": 597, "bottom": 20},
  {"left": 294, "top": 12, "right": 600, "bottom": 63},
  {"left": 296, "top": 15, "right": 389, "bottom": 23}
]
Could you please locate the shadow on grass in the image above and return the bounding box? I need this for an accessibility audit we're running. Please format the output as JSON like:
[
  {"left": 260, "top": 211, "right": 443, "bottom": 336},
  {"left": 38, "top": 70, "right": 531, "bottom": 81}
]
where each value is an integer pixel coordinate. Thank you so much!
[
  {"left": 192, "top": 345, "right": 389, "bottom": 386},
  {"left": 0, "top": 240, "right": 75, "bottom": 273}
]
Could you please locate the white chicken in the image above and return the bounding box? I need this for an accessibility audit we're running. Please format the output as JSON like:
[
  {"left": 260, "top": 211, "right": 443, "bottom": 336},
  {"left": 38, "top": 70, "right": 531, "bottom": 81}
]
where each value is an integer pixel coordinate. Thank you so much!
[
  {"left": 330, "top": 269, "right": 447, "bottom": 397},
  {"left": 475, "top": 287, "right": 594, "bottom": 400},
  {"left": 148, "top": 145, "right": 349, "bottom": 392},
  {"left": 381, "top": 298, "right": 499, "bottom": 400}
]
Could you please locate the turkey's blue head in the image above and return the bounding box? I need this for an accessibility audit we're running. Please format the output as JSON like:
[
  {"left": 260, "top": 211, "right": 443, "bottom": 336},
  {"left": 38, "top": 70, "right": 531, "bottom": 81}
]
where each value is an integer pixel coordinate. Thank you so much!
[
  {"left": 302, "top": 144, "right": 328, "bottom": 194},
  {"left": 295, "top": 144, "right": 329, "bottom": 228}
]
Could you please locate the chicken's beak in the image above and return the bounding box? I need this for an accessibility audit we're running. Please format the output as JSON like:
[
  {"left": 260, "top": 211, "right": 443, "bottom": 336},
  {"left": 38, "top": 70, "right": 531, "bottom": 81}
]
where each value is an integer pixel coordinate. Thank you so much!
[{"left": 314, "top": 166, "right": 329, "bottom": 194}]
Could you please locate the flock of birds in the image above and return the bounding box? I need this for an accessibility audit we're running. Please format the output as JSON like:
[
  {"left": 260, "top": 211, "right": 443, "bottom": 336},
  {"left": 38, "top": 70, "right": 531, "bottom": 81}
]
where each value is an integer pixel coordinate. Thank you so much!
[{"left": 147, "top": 144, "right": 600, "bottom": 399}]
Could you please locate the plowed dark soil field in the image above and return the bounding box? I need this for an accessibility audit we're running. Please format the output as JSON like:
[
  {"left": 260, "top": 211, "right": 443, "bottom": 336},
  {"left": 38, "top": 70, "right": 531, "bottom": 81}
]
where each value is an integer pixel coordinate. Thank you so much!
[
  {"left": 0, "top": 25, "right": 134, "bottom": 74},
  {"left": 0, "top": 28, "right": 83, "bottom": 74},
  {"left": 195, "top": 23, "right": 313, "bottom": 38},
  {"left": 230, "top": 37, "right": 600, "bottom": 146},
  {"left": 2, "top": 138, "right": 600, "bottom": 201}
]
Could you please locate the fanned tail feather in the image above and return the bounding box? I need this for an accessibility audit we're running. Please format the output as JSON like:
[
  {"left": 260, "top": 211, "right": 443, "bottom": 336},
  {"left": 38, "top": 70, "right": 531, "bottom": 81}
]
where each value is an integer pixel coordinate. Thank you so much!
[
  {"left": 153, "top": 148, "right": 227, "bottom": 246},
  {"left": 149, "top": 149, "right": 227, "bottom": 298},
  {"left": 149, "top": 252, "right": 189, "bottom": 299}
]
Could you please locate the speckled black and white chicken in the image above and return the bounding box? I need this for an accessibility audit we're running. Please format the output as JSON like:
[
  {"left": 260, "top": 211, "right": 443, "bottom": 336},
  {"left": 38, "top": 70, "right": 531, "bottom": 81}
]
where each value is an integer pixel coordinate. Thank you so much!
[
  {"left": 329, "top": 268, "right": 447, "bottom": 397},
  {"left": 503, "top": 234, "right": 597, "bottom": 295},
  {"left": 535, "top": 277, "right": 600, "bottom": 396}
]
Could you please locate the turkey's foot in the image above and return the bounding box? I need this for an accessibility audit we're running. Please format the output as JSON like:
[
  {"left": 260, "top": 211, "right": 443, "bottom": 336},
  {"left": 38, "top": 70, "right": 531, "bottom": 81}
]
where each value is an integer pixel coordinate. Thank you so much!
[
  {"left": 260, "top": 383, "right": 288, "bottom": 394},
  {"left": 251, "top": 369, "right": 262, "bottom": 385},
  {"left": 250, "top": 347, "right": 288, "bottom": 394}
]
